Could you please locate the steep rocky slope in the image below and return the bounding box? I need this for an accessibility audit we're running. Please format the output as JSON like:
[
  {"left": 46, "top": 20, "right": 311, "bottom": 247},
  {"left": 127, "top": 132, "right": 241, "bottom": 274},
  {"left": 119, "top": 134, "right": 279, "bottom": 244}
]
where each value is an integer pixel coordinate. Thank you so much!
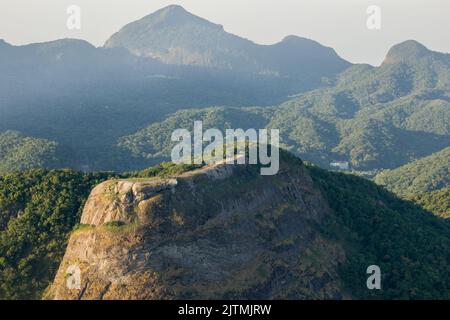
[
  {"left": 4, "top": 152, "right": 448, "bottom": 299},
  {"left": 48, "top": 155, "right": 346, "bottom": 299}
]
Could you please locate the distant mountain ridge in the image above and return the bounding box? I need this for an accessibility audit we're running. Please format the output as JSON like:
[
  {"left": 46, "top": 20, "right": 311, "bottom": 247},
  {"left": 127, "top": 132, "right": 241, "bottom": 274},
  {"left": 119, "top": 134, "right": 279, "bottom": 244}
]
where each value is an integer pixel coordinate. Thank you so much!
[
  {"left": 0, "top": 5, "right": 448, "bottom": 173},
  {"left": 120, "top": 40, "right": 450, "bottom": 171},
  {"left": 0, "top": 5, "right": 355, "bottom": 172},
  {"left": 104, "top": 5, "right": 351, "bottom": 79},
  {"left": 0, "top": 6, "right": 449, "bottom": 300}
]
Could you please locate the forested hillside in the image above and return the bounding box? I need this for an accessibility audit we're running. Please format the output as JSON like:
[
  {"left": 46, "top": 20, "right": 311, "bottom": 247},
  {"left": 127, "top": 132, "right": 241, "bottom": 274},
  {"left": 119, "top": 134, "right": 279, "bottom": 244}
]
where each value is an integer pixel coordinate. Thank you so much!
[
  {"left": 0, "top": 170, "right": 117, "bottom": 299},
  {"left": 1, "top": 153, "right": 449, "bottom": 299},
  {"left": 118, "top": 106, "right": 274, "bottom": 166},
  {"left": 0, "top": 3, "right": 448, "bottom": 303},
  {"left": 0, "top": 6, "right": 352, "bottom": 172},
  {"left": 0, "top": 39, "right": 320, "bottom": 172},
  {"left": 120, "top": 40, "right": 450, "bottom": 171},
  {"left": 308, "top": 165, "right": 450, "bottom": 299},
  {"left": 1, "top": 7, "right": 449, "bottom": 173},
  {"left": 0, "top": 131, "right": 61, "bottom": 173},
  {"left": 409, "top": 188, "right": 450, "bottom": 219},
  {"left": 375, "top": 147, "right": 450, "bottom": 197}
]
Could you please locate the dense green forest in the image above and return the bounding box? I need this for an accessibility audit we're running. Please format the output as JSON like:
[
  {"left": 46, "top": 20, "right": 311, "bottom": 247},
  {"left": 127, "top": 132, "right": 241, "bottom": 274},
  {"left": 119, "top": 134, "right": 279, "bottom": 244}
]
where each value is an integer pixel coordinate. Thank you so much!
[
  {"left": 118, "top": 106, "right": 274, "bottom": 164},
  {"left": 0, "top": 6, "right": 448, "bottom": 300},
  {"left": 0, "top": 156, "right": 449, "bottom": 299},
  {"left": 375, "top": 147, "right": 450, "bottom": 197},
  {"left": 0, "top": 33, "right": 335, "bottom": 172},
  {"left": 0, "top": 164, "right": 198, "bottom": 299},
  {"left": 1, "top": 37, "right": 449, "bottom": 174},
  {"left": 120, "top": 41, "right": 450, "bottom": 171},
  {"left": 0, "top": 40, "right": 448, "bottom": 300},
  {"left": 309, "top": 165, "right": 450, "bottom": 299},
  {"left": 409, "top": 188, "right": 450, "bottom": 219},
  {"left": 0, "top": 131, "right": 61, "bottom": 173},
  {"left": 0, "top": 170, "right": 117, "bottom": 299}
]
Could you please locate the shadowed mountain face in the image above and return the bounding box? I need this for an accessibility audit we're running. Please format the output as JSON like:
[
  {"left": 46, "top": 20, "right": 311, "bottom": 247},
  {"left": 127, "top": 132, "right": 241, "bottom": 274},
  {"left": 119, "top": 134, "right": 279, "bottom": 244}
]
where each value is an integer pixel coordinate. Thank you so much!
[
  {"left": 119, "top": 41, "right": 450, "bottom": 171},
  {"left": 104, "top": 5, "right": 350, "bottom": 79},
  {"left": 0, "top": 38, "right": 333, "bottom": 171},
  {"left": 0, "top": 5, "right": 353, "bottom": 172},
  {"left": 0, "top": 6, "right": 448, "bottom": 174}
]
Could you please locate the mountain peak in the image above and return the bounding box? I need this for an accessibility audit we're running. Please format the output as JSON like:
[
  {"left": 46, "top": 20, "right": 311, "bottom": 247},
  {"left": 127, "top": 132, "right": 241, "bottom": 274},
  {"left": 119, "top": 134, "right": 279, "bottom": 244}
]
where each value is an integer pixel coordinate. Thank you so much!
[
  {"left": 104, "top": 5, "right": 224, "bottom": 52},
  {"left": 159, "top": 4, "right": 187, "bottom": 13},
  {"left": 131, "top": 4, "right": 219, "bottom": 30},
  {"left": 104, "top": 5, "right": 350, "bottom": 77},
  {"left": 152, "top": 4, "right": 191, "bottom": 20},
  {"left": 383, "top": 40, "right": 431, "bottom": 64}
]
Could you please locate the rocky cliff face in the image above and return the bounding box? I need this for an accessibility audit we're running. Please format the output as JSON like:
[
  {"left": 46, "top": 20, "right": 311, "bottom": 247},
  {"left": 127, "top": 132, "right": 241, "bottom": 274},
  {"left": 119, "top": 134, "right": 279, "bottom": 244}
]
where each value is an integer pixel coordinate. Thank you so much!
[{"left": 48, "top": 156, "right": 345, "bottom": 299}]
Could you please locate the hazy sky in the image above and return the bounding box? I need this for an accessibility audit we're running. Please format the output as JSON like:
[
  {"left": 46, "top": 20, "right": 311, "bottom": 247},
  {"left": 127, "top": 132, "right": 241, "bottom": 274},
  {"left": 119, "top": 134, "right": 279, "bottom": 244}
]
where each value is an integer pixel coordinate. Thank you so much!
[{"left": 0, "top": 0, "right": 448, "bottom": 65}]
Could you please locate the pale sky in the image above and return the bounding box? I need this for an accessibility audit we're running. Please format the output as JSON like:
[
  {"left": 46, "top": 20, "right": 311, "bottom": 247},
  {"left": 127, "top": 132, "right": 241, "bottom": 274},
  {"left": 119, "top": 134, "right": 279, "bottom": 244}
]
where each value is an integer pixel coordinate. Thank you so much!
[{"left": 0, "top": 0, "right": 448, "bottom": 65}]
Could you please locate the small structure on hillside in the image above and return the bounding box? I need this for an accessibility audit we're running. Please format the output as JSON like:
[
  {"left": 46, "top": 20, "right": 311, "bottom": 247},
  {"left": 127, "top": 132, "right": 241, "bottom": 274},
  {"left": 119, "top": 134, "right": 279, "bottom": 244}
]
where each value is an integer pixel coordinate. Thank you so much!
[{"left": 330, "top": 161, "right": 350, "bottom": 171}]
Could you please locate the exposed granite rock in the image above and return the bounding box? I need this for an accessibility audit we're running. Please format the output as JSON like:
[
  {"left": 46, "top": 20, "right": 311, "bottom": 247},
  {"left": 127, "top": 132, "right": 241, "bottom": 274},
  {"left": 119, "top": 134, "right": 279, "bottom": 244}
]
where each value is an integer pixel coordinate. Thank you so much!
[
  {"left": 80, "top": 179, "right": 178, "bottom": 226},
  {"left": 49, "top": 157, "right": 346, "bottom": 300}
]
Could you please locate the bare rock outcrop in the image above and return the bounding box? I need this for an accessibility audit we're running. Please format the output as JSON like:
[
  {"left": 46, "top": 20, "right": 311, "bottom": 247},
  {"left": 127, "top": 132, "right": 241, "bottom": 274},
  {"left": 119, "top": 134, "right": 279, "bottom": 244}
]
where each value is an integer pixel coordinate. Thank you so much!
[{"left": 48, "top": 157, "right": 345, "bottom": 300}]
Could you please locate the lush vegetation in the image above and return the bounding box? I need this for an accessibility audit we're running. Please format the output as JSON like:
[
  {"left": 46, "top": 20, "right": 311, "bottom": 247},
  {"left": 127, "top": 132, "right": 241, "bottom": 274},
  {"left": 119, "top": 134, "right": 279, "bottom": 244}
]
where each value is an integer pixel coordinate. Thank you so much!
[
  {"left": 0, "top": 33, "right": 325, "bottom": 172},
  {"left": 374, "top": 147, "right": 450, "bottom": 197},
  {"left": 0, "top": 162, "right": 203, "bottom": 299},
  {"left": 129, "top": 162, "right": 203, "bottom": 178},
  {"left": 0, "top": 155, "right": 449, "bottom": 299},
  {"left": 0, "top": 131, "right": 60, "bottom": 173},
  {"left": 118, "top": 106, "right": 274, "bottom": 163},
  {"left": 309, "top": 165, "right": 450, "bottom": 299},
  {"left": 121, "top": 41, "right": 450, "bottom": 171},
  {"left": 0, "top": 169, "right": 116, "bottom": 299},
  {"left": 409, "top": 188, "right": 450, "bottom": 219},
  {"left": 3, "top": 13, "right": 449, "bottom": 175},
  {"left": 0, "top": 12, "right": 448, "bottom": 299}
]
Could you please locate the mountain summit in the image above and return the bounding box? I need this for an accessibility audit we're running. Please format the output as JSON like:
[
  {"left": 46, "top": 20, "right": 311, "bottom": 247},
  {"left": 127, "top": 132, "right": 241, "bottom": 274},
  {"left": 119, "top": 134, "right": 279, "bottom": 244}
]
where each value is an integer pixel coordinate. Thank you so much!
[
  {"left": 46, "top": 153, "right": 450, "bottom": 299},
  {"left": 110, "top": 4, "right": 223, "bottom": 32},
  {"left": 104, "top": 5, "right": 350, "bottom": 79},
  {"left": 383, "top": 40, "right": 432, "bottom": 64},
  {"left": 382, "top": 40, "right": 450, "bottom": 66},
  {"left": 49, "top": 156, "right": 345, "bottom": 299}
]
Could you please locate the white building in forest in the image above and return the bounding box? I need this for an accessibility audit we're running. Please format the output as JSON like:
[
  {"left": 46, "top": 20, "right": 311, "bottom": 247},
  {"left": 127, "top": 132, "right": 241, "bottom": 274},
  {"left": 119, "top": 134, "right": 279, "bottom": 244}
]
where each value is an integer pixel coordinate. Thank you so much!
[{"left": 330, "top": 161, "right": 350, "bottom": 171}]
